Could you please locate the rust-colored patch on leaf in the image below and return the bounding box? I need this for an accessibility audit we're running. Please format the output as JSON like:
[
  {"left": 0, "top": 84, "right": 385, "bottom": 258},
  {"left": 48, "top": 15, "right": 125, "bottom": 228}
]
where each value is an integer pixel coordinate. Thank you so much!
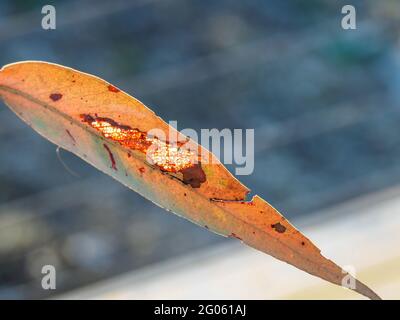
[
  {"left": 103, "top": 143, "right": 117, "bottom": 171},
  {"left": 107, "top": 84, "right": 120, "bottom": 93},
  {"left": 81, "top": 114, "right": 152, "bottom": 152},
  {"left": 49, "top": 93, "right": 62, "bottom": 101},
  {"left": 81, "top": 114, "right": 206, "bottom": 187}
]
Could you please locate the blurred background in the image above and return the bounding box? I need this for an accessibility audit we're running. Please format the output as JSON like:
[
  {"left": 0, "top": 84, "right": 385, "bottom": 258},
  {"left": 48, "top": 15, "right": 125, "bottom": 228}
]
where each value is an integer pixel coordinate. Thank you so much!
[{"left": 0, "top": 0, "right": 400, "bottom": 299}]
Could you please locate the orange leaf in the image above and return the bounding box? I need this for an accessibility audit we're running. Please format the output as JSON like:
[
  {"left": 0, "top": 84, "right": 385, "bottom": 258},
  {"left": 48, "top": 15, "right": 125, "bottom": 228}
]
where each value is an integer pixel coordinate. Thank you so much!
[{"left": 0, "top": 61, "right": 381, "bottom": 299}]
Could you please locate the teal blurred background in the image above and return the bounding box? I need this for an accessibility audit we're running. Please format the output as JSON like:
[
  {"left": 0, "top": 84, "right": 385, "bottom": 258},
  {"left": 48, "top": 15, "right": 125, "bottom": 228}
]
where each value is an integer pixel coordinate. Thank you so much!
[{"left": 0, "top": 0, "right": 400, "bottom": 298}]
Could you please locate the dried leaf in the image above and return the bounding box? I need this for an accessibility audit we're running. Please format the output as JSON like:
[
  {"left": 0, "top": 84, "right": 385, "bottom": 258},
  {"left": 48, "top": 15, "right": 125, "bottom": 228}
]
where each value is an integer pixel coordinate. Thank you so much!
[{"left": 0, "top": 61, "right": 381, "bottom": 299}]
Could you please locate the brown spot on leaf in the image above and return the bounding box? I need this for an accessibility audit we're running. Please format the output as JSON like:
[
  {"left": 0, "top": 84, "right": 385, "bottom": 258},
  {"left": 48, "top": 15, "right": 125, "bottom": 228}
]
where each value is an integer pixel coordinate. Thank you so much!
[
  {"left": 271, "top": 222, "right": 286, "bottom": 233},
  {"left": 108, "top": 84, "right": 120, "bottom": 93},
  {"left": 103, "top": 144, "right": 117, "bottom": 171},
  {"left": 180, "top": 163, "right": 206, "bottom": 188},
  {"left": 49, "top": 93, "right": 62, "bottom": 101},
  {"left": 138, "top": 167, "right": 145, "bottom": 175}
]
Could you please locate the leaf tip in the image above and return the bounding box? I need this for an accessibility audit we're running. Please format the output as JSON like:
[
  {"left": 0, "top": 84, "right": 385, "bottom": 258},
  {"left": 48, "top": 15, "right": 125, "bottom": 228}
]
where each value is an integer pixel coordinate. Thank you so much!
[{"left": 353, "top": 279, "right": 382, "bottom": 300}]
